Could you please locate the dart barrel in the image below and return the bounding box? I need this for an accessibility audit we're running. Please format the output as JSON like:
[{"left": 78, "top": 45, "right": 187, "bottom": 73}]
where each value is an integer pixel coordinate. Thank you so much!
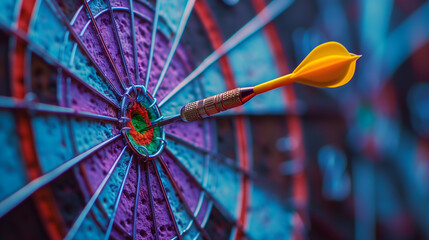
[{"left": 180, "top": 87, "right": 255, "bottom": 122}]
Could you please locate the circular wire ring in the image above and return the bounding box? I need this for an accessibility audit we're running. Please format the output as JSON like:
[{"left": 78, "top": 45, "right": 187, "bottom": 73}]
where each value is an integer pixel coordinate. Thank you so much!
[{"left": 137, "top": 145, "right": 150, "bottom": 159}]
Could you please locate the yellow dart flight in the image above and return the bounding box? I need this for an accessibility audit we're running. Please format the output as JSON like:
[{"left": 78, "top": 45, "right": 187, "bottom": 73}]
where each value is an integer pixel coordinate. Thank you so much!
[{"left": 254, "top": 41, "right": 360, "bottom": 94}]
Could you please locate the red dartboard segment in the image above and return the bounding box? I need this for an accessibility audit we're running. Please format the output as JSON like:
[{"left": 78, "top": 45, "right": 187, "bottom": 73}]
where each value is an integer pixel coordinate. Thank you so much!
[
  {"left": 249, "top": 0, "right": 308, "bottom": 238},
  {"left": 234, "top": 117, "right": 251, "bottom": 240},
  {"left": 252, "top": 0, "right": 307, "bottom": 228},
  {"left": 194, "top": 1, "right": 251, "bottom": 238},
  {"left": 249, "top": 1, "right": 308, "bottom": 239},
  {"left": 12, "top": 0, "right": 65, "bottom": 239}
]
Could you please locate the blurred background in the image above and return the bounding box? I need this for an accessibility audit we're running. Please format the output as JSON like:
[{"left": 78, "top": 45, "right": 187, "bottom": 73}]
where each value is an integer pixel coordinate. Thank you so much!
[{"left": 273, "top": 0, "right": 429, "bottom": 239}]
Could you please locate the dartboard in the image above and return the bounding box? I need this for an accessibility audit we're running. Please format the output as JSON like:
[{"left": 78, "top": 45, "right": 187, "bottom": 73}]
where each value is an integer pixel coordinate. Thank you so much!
[{"left": 0, "top": 0, "right": 309, "bottom": 239}]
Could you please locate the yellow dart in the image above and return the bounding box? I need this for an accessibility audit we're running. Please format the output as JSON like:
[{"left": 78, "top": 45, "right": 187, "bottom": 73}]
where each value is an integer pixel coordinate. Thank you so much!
[{"left": 145, "top": 41, "right": 360, "bottom": 130}]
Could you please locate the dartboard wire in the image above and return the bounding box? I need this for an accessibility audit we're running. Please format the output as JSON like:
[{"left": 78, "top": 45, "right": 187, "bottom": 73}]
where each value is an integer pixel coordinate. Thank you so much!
[
  {"left": 151, "top": 0, "right": 196, "bottom": 97},
  {"left": 10, "top": 0, "right": 23, "bottom": 30},
  {"left": 144, "top": 0, "right": 161, "bottom": 90},
  {"left": 132, "top": 158, "right": 141, "bottom": 240},
  {"left": 165, "top": 76, "right": 213, "bottom": 239},
  {"left": 151, "top": 160, "right": 183, "bottom": 240},
  {"left": 46, "top": 0, "right": 124, "bottom": 97},
  {"left": 145, "top": 161, "right": 160, "bottom": 240},
  {"left": 107, "top": 0, "right": 133, "bottom": 87},
  {"left": 156, "top": 156, "right": 212, "bottom": 240},
  {"left": 158, "top": 0, "right": 294, "bottom": 107},
  {"left": 77, "top": 5, "right": 160, "bottom": 87},
  {"left": 73, "top": 160, "right": 122, "bottom": 236},
  {"left": 163, "top": 149, "right": 253, "bottom": 239},
  {"left": 0, "top": 96, "right": 119, "bottom": 123},
  {"left": 233, "top": 117, "right": 253, "bottom": 240},
  {"left": 56, "top": 66, "right": 63, "bottom": 106},
  {"left": 129, "top": 0, "right": 140, "bottom": 84},
  {"left": 0, "top": 22, "right": 120, "bottom": 108},
  {"left": 82, "top": 0, "right": 127, "bottom": 91},
  {"left": 208, "top": 119, "right": 219, "bottom": 193},
  {"left": 11, "top": 2, "right": 67, "bottom": 237},
  {"left": 64, "top": 145, "right": 128, "bottom": 240},
  {"left": 197, "top": 67, "right": 218, "bottom": 191},
  {"left": 103, "top": 154, "right": 134, "bottom": 240},
  {"left": 70, "top": 1, "right": 125, "bottom": 95},
  {"left": 252, "top": 0, "right": 309, "bottom": 234},
  {"left": 0, "top": 134, "right": 121, "bottom": 218},
  {"left": 6, "top": 0, "right": 120, "bottom": 236},
  {"left": 165, "top": 133, "right": 255, "bottom": 178},
  {"left": 196, "top": 110, "right": 215, "bottom": 238}
]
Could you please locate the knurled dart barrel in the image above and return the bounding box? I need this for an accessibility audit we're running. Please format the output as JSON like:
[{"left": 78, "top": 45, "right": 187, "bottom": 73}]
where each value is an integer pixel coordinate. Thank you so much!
[{"left": 180, "top": 87, "right": 255, "bottom": 122}]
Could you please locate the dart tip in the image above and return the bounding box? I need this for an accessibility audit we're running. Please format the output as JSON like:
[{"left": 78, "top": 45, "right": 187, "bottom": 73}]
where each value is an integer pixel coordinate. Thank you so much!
[
  {"left": 140, "top": 123, "right": 157, "bottom": 132},
  {"left": 142, "top": 126, "right": 153, "bottom": 132}
]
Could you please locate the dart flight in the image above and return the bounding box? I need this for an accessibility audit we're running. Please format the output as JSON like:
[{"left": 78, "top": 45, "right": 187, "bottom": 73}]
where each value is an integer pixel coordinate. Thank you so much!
[{"left": 254, "top": 41, "right": 360, "bottom": 94}]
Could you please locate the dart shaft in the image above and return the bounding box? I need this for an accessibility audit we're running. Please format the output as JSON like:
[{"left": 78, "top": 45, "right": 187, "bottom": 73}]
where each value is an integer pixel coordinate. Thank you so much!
[
  {"left": 144, "top": 87, "right": 255, "bottom": 131},
  {"left": 253, "top": 73, "right": 293, "bottom": 94}
]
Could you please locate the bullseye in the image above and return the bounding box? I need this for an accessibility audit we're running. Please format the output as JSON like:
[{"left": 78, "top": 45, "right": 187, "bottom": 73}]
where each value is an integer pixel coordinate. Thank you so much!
[
  {"left": 127, "top": 102, "right": 154, "bottom": 145},
  {"left": 120, "top": 86, "right": 165, "bottom": 159}
]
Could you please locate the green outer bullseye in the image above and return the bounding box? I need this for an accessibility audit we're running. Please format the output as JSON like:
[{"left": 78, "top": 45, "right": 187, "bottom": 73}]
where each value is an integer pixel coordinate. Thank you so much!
[
  {"left": 126, "top": 103, "right": 162, "bottom": 156},
  {"left": 131, "top": 113, "right": 148, "bottom": 134}
]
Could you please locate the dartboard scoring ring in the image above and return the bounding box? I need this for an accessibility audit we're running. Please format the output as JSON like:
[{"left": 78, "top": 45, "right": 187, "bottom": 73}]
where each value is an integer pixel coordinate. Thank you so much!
[
  {"left": 64, "top": 1, "right": 213, "bottom": 239},
  {"left": 120, "top": 85, "right": 165, "bottom": 159},
  {"left": 0, "top": 0, "right": 311, "bottom": 238}
]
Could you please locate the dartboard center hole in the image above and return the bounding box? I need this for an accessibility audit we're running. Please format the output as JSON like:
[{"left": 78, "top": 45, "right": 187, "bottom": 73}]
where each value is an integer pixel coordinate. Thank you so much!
[{"left": 121, "top": 86, "right": 165, "bottom": 159}]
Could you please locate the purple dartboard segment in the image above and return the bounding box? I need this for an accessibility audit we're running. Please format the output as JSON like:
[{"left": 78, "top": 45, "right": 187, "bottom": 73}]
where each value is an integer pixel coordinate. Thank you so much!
[{"left": 65, "top": 0, "right": 210, "bottom": 239}]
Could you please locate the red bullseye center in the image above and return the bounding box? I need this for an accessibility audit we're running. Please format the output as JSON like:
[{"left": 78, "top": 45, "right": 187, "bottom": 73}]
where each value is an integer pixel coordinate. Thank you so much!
[{"left": 126, "top": 103, "right": 154, "bottom": 145}]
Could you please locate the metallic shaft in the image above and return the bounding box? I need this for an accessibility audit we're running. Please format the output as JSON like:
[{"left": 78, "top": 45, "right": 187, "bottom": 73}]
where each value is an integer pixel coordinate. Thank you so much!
[
  {"left": 145, "top": 87, "right": 255, "bottom": 130},
  {"left": 180, "top": 87, "right": 254, "bottom": 122}
]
